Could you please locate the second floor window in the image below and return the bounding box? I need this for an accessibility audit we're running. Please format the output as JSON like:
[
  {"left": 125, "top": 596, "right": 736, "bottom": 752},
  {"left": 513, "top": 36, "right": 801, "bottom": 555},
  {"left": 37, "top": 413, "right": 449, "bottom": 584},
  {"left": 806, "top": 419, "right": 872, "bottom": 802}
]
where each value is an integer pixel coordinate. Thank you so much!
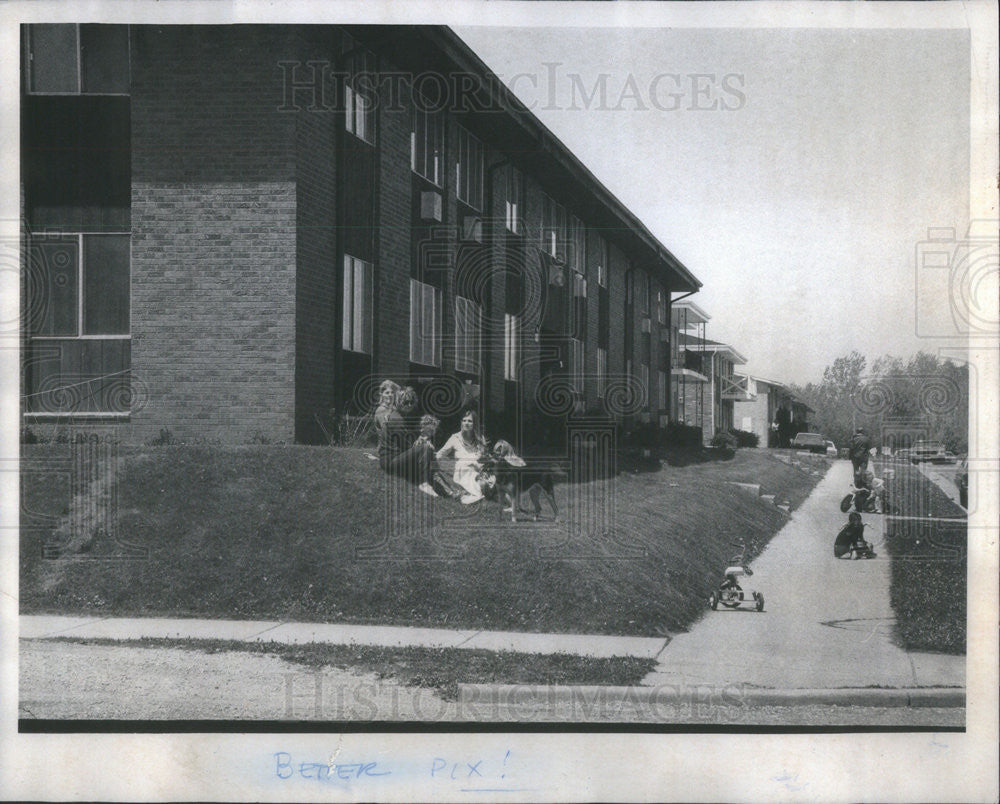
[
  {"left": 657, "top": 290, "right": 667, "bottom": 325},
  {"left": 344, "top": 46, "right": 376, "bottom": 144},
  {"left": 454, "top": 295, "right": 481, "bottom": 374},
  {"left": 411, "top": 96, "right": 444, "bottom": 185},
  {"left": 637, "top": 271, "right": 650, "bottom": 317},
  {"left": 342, "top": 254, "right": 373, "bottom": 353},
  {"left": 569, "top": 337, "right": 585, "bottom": 391},
  {"left": 27, "top": 24, "right": 130, "bottom": 95},
  {"left": 505, "top": 167, "right": 522, "bottom": 234},
  {"left": 568, "top": 214, "right": 585, "bottom": 274},
  {"left": 455, "top": 125, "right": 484, "bottom": 210},
  {"left": 504, "top": 313, "right": 519, "bottom": 381},
  {"left": 410, "top": 279, "right": 441, "bottom": 366},
  {"left": 541, "top": 193, "right": 566, "bottom": 260}
]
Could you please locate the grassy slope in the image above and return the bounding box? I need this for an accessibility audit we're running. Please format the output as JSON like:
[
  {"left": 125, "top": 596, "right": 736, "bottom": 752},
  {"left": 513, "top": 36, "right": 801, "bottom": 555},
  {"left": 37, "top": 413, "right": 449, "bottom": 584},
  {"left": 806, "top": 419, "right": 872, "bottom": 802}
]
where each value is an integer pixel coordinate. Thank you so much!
[
  {"left": 882, "top": 461, "right": 967, "bottom": 654},
  {"left": 21, "top": 445, "right": 827, "bottom": 636}
]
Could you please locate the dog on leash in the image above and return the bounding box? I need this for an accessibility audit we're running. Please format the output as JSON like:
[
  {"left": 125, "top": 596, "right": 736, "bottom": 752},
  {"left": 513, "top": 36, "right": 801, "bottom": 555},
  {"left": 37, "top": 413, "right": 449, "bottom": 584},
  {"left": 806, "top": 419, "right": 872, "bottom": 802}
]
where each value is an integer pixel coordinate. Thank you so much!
[{"left": 486, "top": 440, "right": 559, "bottom": 523}]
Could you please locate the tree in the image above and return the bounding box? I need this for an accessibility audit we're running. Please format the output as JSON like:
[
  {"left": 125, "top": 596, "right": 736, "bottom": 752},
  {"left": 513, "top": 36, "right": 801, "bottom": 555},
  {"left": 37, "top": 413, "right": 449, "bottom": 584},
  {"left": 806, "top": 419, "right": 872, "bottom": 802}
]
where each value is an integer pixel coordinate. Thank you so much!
[{"left": 790, "top": 351, "right": 968, "bottom": 453}]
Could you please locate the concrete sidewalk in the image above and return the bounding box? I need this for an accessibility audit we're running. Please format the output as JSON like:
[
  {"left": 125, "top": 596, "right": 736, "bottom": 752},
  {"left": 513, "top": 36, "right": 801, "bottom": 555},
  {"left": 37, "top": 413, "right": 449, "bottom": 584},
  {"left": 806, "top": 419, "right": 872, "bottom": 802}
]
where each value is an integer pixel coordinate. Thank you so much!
[
  {"left": 19, "top": 614, "right": 669, "bottom": 660},
  {"left": 643, "top": 460, "right": 965, "bottom": 690}
]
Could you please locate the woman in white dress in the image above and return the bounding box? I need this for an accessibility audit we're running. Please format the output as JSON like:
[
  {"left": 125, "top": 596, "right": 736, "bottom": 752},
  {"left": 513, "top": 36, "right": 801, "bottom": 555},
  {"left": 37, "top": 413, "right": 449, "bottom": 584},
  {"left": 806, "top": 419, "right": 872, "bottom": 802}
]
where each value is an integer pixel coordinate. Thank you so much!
[{"left": 436, "top": 410, "right": 487, "bottom": 503}]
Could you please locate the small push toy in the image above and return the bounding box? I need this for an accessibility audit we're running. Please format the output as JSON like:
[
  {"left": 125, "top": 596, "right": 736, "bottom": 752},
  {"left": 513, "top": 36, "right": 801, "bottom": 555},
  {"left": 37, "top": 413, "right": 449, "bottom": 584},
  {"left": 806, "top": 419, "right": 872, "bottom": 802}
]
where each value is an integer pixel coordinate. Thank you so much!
[{"left": 708, "top": 546, "right": 765, "bottom": 612}]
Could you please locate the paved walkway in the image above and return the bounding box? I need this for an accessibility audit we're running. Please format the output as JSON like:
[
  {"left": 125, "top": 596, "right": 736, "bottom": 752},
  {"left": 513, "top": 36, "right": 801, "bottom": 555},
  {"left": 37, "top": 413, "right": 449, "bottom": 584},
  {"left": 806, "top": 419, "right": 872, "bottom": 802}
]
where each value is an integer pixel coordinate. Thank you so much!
[
  {"left": 643, "top": 460, "right": 965, "bottom": 689},
  {"left": 19, "top": 614, "right": 668, "bottom": 660}
]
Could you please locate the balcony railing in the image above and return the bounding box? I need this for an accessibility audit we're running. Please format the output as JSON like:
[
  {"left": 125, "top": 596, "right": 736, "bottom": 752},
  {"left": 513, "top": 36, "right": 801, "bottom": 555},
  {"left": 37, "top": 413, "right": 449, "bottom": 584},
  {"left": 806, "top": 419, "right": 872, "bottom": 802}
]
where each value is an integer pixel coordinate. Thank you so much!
[{"left": 720, "top": 373, "right": 755, "bottom": 401}]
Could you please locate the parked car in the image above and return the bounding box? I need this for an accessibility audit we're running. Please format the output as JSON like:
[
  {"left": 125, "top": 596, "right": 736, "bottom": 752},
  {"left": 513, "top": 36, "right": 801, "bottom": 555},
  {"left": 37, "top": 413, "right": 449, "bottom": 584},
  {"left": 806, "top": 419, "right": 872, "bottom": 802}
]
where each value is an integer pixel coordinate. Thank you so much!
[
  {"left": 956, "top": 455, "right": 968, "bottom": 507},
  {"left": 825, "top": 440, "right": 838, "bottom": 457},
  {"left": 791, "top": 432, "right": 827, "bottom": 454},
  {"left": 893, "top": 448, "right": 912, "bottom": 463},
  {"left": 940, "top": 451, "right": 958, "bottom": 464},
  {"left": 910, "top": 440, "right": 946, "bottom": 463}
]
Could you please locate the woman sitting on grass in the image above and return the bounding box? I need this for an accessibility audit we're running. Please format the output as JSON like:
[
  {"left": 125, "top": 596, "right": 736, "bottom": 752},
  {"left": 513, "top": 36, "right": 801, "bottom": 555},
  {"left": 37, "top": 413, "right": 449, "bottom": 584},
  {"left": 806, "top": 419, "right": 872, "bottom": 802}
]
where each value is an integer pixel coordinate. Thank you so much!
[
  {"left": 374, "top": 380, "right": 438, "bottom": 497},
  {"left": 436, "top": 409, "right": 488, "bottom": 504}
]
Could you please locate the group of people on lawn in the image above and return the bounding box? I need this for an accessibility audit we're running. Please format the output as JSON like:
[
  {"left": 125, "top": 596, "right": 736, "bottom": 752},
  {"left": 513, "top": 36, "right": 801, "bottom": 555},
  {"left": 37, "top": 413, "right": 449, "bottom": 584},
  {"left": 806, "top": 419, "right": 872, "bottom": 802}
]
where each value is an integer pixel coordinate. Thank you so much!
[
  {"left": 374, "top": 379, "right": 485, "bottom": 502},
  {"left": 373, "top": 379, "right": 559, "bottom": 520}
]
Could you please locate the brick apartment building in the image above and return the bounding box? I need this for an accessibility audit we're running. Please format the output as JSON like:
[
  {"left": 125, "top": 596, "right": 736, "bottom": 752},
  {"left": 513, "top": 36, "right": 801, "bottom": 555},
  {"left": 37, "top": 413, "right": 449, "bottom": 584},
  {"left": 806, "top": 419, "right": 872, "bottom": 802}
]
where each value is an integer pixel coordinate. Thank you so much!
[
  {"left": 21, "top": 24, "right": 702, "bottom": 448},
  {"left": 675, "top": 332, "right": 747, "bottom": 443},
  {"left": 732, "top": 374, "right": 813, "bottom": 448}
]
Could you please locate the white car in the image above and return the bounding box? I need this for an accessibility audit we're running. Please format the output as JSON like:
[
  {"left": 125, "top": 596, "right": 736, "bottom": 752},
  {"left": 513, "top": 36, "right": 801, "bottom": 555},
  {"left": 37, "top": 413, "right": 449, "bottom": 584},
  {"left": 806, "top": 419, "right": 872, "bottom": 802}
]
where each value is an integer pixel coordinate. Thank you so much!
[{"left": 825, "top": 440, "right": 838, "bottom": 457}]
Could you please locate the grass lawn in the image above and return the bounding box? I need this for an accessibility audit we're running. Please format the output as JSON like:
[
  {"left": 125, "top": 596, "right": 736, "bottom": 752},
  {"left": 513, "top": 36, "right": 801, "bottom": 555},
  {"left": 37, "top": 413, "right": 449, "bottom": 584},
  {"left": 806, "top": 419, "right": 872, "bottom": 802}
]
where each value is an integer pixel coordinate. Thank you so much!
[
  {"left": 21, "top": 444, "right": 828, "bottom": 636},
  {"left": 51, "top": 637, "right": 655, "bottom": 701},
  {"left": 882, "top": 461, "right": 967, "bottom": 654}
]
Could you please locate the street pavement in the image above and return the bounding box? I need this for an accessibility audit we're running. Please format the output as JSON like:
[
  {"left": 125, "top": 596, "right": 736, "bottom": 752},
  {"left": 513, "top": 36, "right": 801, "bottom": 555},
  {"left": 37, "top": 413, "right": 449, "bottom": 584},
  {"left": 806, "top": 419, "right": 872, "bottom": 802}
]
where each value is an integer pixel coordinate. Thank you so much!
[{"left": 643, "top": 459, "right": 965, "bottom": 690}]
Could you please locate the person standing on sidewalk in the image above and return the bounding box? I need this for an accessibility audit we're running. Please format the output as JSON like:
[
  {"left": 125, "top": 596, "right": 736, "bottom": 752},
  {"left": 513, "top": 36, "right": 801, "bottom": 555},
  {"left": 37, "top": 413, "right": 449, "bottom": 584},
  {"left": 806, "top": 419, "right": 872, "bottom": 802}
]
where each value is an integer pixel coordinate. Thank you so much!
[{"left": 849, "top": 427, "right": 873, "bottom": 487}]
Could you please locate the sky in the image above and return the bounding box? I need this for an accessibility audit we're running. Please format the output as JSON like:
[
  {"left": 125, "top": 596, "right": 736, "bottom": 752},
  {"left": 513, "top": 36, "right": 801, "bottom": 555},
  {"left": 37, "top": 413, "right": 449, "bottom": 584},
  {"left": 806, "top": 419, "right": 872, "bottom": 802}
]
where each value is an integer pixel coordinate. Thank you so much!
[{"left": 455, "top": 26, "right": 973, "bottom": 385}]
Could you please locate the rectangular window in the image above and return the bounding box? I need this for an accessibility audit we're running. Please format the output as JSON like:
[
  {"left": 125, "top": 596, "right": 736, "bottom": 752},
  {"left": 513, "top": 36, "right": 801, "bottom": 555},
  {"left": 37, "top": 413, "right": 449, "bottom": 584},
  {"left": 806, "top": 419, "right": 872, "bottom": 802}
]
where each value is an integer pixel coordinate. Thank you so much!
[
  {"left": 572, "top": 269, "right": 587, "bottom": 340},
  {"left": 343, "top": 44, "right": 376, "bottom": 144},
  {"left": 638, "top": 271, "right": 649, "bottom": 316},
  {"left": 455, "top": 125, "right": 484, "bottom": 210},
  {"left": 568, "top": 215, "right": 585, "bottom": 273},
  {"left": 505, "top": 167, "right": 522, "bottom": 234},
  {"left": 541, "top": 193, "right": 566, "bottom": 259},
  {"left": 640, "top": 364, "right": 650, "bottom": 410},
  {"left": 28, "top": 24, "right": 130, "bottom": 95},
  {"left": 657, "top": 290, "right": 668, "bottom": 326},
  {"left": 342, "top": 255, "right": 373, "bottom": 353},
  {"left": 595, "top": 235, "right": 608, "bottom": 288},
  {"left": 597, "top": 347, "right": 607, "bottom": 396},
  {"left": 454, "top": 296, "right": 482, "bottom": 374},
  {"left": 29, "top": 234, "right": 130, "bottom": 337},
  {"left": 569, "top": 337, "right": 585, "bottom": 392},
  {"left": 26, "top": 233, "right": 131, "bottom": 414},
  {"left": 410, "top": 279, "right": 441, "bottom": 366},
  {"left": 411, "top": 95, "right": 444, "bottom": 185},
  {"left": 504, "top": 313, "right": 519, "bottom": 381},
  {"left": 658, "top": 370, "right": 667, "bottom": 411}
]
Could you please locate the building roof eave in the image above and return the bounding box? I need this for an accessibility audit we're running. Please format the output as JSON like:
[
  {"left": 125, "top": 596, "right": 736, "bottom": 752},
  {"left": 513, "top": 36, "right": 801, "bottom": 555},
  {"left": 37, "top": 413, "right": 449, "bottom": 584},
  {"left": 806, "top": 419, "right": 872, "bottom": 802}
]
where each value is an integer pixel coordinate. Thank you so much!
[{"left": 363, "top": 24, "right": 703, "bottom": 293}]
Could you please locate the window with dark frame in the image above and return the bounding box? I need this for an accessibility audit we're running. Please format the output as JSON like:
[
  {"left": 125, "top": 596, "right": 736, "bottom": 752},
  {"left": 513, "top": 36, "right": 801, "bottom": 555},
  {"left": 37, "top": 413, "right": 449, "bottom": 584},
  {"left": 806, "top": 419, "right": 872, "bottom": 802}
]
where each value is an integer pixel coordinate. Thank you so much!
[
  {"left": 342, "top": 255, "right": 373, "bottom": 354},
  {"left": 570, "top": 337, "right": 585, "bottom": 393},
  {"left": 568, "top": 214, "right": 585, "bottom": 274},
  {"left": 411, "top": 93, "right": 444, "bottom": 185},
  {"left": 541, "top": 193, "right": 566, "bottom": 260},
  {"left": 24, "top": 24, "right": 132, "bottom": 416},
  {"left": 504, "top": 313, "right": 519, "bottom": 382},
  {"left": 455, "top": 125, "right": 484, "bottom": 210},
  {"left": 344, "top": 45, "right": 376, "bottom": 145},
  {"left": 505, "top": 167, "right": 523, "bottom": 234},
  {"left": 454, "top": 295, "right": 482, "bottom": 374},
  {"left": 27, "top": 24, "right": 130, "bottom": 95},
  {"left": 410, "top": 278, "right": 441, "bottom": 367}
]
